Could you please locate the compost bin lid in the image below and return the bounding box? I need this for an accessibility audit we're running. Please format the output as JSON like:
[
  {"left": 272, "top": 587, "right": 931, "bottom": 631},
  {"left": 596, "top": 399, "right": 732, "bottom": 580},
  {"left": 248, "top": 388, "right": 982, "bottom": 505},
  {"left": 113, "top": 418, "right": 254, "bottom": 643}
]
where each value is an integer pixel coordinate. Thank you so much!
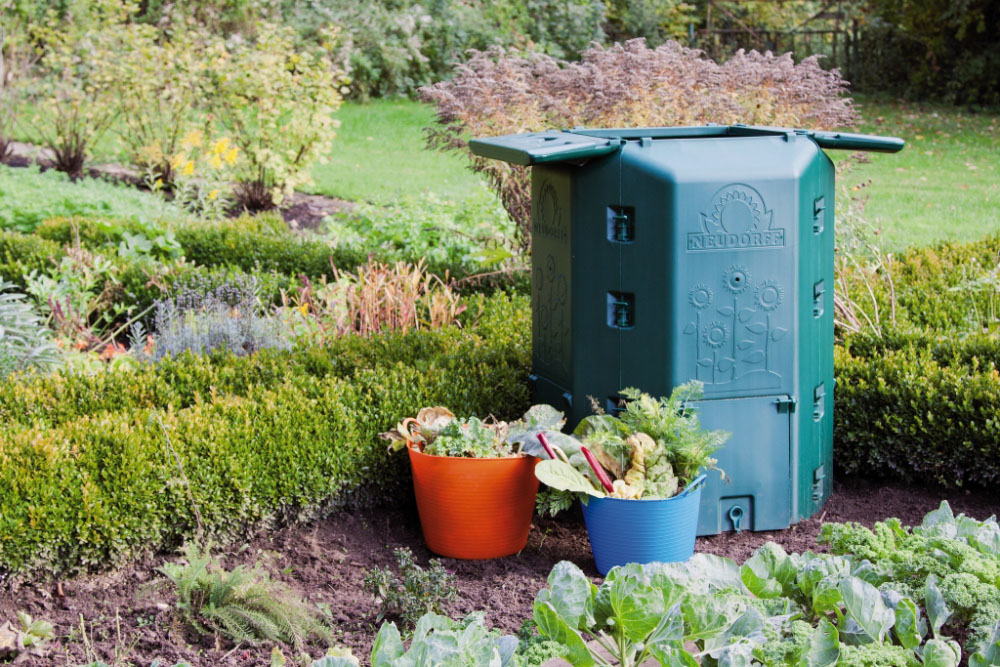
[{"left": 469, "top": 124, "right": 904, "bottom": 166}]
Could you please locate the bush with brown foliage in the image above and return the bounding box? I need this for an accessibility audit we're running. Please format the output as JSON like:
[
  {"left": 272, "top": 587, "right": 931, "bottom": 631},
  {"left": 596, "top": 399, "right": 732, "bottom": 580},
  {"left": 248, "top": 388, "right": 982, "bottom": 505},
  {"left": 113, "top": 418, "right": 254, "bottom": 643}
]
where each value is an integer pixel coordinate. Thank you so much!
[{"left": 421, "top": 39, "right": 859, "bottom": 251}]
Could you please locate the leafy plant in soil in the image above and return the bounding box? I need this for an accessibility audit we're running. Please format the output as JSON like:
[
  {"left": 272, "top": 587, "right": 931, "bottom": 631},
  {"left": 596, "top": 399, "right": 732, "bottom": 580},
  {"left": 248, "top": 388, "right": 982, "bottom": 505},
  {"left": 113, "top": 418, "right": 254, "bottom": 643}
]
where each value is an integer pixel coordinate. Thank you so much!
[
  {"left": 820, "top": 501, "right": 1000, "bottom": 660},
  {"left": 532, "top": 546, "right": 965, "bottom": 666},
  {"left": 158, "top": 544, "right": 331, "bottom": 651},
  {"left": 0, "top": 611, "right": 54, "bottom": 661},
  {"left": 372, "top": 612, "right": 520, "bottom": 666},
  {"left": 362, "top": 547, "right": 458, "bottom": 630}
]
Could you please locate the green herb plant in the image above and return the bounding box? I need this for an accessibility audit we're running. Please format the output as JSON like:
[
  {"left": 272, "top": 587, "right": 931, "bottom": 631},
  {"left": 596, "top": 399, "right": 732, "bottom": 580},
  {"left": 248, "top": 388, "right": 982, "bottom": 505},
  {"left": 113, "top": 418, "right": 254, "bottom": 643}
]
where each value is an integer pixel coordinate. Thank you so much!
[
  {"left": 362, "top": 547, "right": 458, "bottom": 630},
  {"left": 158, "top": 544, "right": 331, "bottom": 651}
]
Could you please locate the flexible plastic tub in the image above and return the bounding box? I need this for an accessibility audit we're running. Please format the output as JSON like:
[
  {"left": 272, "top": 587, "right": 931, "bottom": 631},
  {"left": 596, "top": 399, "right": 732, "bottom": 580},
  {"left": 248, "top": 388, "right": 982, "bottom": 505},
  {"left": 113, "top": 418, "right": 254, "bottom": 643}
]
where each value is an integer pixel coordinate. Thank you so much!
[
  {"left": 407, "top": 444, "right": 540, "bottom": 559},
  {"left": 581, "top": 475, "right": 706, "bottom": 575}
]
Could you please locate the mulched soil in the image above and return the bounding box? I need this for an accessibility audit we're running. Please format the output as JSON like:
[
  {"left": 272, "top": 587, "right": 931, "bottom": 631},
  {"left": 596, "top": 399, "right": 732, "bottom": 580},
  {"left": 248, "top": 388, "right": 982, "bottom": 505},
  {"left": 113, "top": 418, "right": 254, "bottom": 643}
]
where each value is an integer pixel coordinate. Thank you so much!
[{"left": 2, "top": 478, "right": 998, "bottom": 666}]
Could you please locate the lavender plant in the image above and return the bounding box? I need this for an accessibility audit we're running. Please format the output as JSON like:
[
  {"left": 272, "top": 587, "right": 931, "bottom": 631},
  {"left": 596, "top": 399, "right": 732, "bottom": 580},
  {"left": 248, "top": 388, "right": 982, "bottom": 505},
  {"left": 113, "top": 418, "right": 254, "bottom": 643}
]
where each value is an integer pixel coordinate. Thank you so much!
[{"left": 151, "top": 275, "right": 290, "bottom": 360}]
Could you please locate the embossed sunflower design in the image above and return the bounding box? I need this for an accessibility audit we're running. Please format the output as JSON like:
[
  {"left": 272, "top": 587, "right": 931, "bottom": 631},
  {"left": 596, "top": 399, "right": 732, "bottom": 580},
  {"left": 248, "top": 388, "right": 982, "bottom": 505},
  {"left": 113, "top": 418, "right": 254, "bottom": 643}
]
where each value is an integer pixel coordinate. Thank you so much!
[
  {"left": 703, "top": 321, "right": 729, "bottom": 349},
  {"left": 755, "top": 279, "right": 784, "bottom": 311},
  {"left": 722, "top": 265, "right": 751, "bottom": 295},
  {"left": 689, "top": 284, "right": 713, "bottom": 310}
]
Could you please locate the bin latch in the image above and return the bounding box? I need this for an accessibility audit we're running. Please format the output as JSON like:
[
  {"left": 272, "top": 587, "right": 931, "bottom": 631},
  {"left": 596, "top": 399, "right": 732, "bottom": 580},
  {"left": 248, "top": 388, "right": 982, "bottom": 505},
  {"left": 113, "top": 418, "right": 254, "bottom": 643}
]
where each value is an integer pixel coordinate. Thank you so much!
[
  {"left": 607, "top": 206, "right": 635, "bottom": 243},
  {"left": 775, "top": 396, "right": 797, "bottom": 414},
  {"left": 813, "top": 196, "right": 826, "bottom": 234},
  {"left": 607, "top": 292, "right": 635, "bottom": 329},
  {"left": 812, "top": 465, "right": 826, "bottom": 504},
  {"left": 813, "top": 383, "right": 826, "bottom": 422},
  {"left": 813, "top": 280, "right": 825, "bottom": 318}
]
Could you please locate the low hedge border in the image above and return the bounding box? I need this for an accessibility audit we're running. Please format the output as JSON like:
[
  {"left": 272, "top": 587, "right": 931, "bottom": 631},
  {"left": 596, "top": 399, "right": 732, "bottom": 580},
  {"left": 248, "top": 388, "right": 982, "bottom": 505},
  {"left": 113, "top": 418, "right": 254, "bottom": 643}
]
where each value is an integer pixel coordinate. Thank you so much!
[
  {"left": 834, "top": 330, "right": 1000, "bottom": 488},
  {"left": 0, "top": 294, "right": 530, "bottom": 582}
]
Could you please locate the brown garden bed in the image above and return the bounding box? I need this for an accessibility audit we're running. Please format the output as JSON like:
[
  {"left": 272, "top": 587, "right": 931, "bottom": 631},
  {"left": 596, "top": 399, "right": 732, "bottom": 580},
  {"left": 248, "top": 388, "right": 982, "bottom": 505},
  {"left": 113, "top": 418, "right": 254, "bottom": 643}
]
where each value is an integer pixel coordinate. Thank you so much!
[{"left": 1, "top": 477, "right": 997, "bottom": 666}]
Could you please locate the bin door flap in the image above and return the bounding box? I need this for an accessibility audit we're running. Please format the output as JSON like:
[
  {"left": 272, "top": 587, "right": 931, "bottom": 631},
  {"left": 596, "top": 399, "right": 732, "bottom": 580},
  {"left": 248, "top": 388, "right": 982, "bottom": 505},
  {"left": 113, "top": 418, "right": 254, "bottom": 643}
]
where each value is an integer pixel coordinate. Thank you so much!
[{"left": 469, "top": 131, "right": 622, "bottom": 166}]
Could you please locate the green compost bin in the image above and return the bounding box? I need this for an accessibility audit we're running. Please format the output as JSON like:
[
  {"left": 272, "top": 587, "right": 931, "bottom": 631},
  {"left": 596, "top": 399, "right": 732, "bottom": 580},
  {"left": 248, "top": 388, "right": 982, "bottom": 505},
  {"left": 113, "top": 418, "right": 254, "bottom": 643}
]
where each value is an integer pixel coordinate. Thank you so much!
[{"left": 470, "top": 125, "right": 903, "bottom": 536}]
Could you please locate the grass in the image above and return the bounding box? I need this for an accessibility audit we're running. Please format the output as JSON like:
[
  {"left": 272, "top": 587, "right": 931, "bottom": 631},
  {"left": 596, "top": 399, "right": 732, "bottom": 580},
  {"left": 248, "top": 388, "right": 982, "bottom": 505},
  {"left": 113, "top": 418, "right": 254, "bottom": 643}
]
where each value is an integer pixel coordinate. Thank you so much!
[
  {"left": 842, "top": 95, "right": 1000, "bottom": 251},
  {"left": 0, "top": 164, "right": 184, "bottom": 232},
  {"left": 307, "top": 98, "right": 487, "bottom": 204}
]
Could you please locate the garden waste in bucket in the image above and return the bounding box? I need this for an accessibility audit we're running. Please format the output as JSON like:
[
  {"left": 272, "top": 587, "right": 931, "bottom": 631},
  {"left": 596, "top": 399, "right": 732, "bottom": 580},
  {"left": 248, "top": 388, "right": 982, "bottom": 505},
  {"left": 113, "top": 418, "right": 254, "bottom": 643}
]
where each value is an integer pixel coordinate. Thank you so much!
[
  {"left": 581, "top": 474, "right": 707, "bottom": 575},
  {"left": 470, "top": 125, "right": 903, "bottom": 537},
  {"left": 407, "top": 444, "right": 540, "bottom": 559}
]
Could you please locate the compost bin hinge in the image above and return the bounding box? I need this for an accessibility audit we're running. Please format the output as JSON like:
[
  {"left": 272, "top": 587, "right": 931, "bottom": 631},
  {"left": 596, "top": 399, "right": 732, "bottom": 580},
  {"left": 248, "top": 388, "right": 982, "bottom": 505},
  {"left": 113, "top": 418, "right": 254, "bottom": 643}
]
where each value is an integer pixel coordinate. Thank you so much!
[{"left": 775, "top": 396, "right": 797, "bottom": 413}]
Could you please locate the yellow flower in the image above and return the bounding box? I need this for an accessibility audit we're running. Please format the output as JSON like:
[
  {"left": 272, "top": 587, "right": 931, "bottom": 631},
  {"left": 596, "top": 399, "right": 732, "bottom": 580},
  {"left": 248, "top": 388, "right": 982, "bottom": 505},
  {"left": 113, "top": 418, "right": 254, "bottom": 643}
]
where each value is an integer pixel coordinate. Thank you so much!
[
  {"left": 298, "top": 303, "right": 309, "bottom": 315},
  {"left": 224, "top": 147, "right": 238, "bottom": 165},
  {"left": 169, "top": 151, "right": 188, "bottom": 169},
  {"left": 208, "top": 189, "right": 219, "bottom": 200},
  {"left": 207, "top": 154, "right": 223, "bottom": 169},
  {"left": 212, "top": 137, "right": 231, "bottom": 154},
  {"left": 181, "top": 160, "right": 195, "bottom": 176},
  {"left": 181, "top": 129, "right": 203, "bottom": 149}
]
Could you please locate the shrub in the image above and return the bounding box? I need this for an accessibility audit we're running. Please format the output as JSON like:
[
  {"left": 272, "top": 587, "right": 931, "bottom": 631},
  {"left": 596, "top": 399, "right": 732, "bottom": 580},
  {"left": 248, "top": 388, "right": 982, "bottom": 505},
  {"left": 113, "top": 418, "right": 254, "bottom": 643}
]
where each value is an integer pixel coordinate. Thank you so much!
[
  {"left": 108, "top": 22, "right": 215, "bottom": 185},
  {"left": 285, "top": 0, "right": 502, "bottom": 100},
  {"left": 422, "top": 39, "right": 858, "bottom": 249},
  {"left": 834, "top": 336, "right": 1000, "bottom": 488},
  {"left": 604, "top": 0, "right": 697, "bottom": 47},
  {"left": 159, "top": 544, "right": 331, "bottom": 650},
  {"left": 205, "top": 22, "right": 346, "bottom": 210},
  {"left": 0, "top": 294, "right": 531, "bottom": 581},
  {"left": 363, "top": 547, "right": 458, "bottom": 629},
  {"left": 0, "top": 279, "right": 61, "bottom": 379},
  {"left": 321, "top": 190, "right": 517, "bottom": 276}
]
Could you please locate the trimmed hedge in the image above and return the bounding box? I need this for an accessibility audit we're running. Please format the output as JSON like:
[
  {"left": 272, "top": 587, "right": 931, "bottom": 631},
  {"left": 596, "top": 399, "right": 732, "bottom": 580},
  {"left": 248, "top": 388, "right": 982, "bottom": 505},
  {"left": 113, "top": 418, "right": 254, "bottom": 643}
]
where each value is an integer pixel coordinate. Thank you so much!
[
  {"left": 834, "top": 331, "right": 1000, "bottom": 488},
  {"left": 0, "top": 294, "right": 530, "bottom": 582},
  {"left": 35, "top": 216, "right": 492, "bottom": 285}
]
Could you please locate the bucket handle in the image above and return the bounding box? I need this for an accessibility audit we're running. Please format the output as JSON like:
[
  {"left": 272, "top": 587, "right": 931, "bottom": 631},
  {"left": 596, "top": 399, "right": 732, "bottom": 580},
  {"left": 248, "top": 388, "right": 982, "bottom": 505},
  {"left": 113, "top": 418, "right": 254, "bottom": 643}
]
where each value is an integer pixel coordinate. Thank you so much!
[{"left": 676, "top": 474, "right": 707, "bottom": 498}]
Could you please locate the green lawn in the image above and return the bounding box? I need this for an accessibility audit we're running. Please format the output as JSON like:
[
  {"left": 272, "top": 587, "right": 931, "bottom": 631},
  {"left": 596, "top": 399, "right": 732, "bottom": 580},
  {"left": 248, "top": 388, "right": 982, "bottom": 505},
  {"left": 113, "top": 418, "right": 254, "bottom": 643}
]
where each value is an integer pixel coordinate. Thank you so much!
[
  {"left": 844, "top": 96, "right": 1000, "bottom": 250},
  {"left": 12, "top": 94, "right": 998, "bottom": 251},
  {"left": 308, "top": 99, "right": 486, "bottom": 204}
]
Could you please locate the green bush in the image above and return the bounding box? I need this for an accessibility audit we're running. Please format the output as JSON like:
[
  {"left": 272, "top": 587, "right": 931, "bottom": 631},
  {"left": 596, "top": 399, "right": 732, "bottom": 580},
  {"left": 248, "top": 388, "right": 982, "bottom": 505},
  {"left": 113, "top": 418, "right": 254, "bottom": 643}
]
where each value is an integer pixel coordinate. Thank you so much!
[
  {"left": 834, "top": 335, "right": 1000, "bottom": 488},
  {"left": 0, "top": 294, "right": 530, "bottom": 581}
]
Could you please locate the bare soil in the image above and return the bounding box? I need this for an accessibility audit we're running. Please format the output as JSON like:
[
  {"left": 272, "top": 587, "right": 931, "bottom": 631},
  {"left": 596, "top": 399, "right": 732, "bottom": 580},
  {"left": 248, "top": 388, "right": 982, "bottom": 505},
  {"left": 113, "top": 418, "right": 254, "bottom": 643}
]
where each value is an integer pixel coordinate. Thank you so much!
[{"left": 1, "top": 478, "right": 997, "bottom": 666}]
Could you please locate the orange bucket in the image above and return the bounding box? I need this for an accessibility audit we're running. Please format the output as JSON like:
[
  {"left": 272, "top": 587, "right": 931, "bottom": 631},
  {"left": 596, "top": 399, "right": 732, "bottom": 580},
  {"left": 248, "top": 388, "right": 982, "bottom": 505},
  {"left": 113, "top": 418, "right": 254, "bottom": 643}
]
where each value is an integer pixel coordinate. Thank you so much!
[{"left": 407, "top": 444, "right": 540, "bottom": 559}]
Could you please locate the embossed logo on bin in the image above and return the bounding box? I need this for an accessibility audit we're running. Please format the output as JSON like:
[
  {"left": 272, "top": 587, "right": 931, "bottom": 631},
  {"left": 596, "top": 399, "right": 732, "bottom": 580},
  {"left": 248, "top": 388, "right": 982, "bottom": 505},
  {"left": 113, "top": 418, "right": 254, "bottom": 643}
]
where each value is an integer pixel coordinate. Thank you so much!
[{"left": 687, "top": 184, "right": 784, "bottom": 252}]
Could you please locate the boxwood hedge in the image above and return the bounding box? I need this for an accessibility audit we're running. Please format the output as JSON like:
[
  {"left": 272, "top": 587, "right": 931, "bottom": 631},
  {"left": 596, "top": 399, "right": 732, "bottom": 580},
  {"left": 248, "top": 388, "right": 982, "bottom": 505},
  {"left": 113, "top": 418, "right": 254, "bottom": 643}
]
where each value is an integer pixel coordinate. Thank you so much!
[
  {"left": 0, "top": 294, "right": 530, "bottom": 582},
  {"left": 834, "top": 332, "right": 1000, "bottom": 489}
]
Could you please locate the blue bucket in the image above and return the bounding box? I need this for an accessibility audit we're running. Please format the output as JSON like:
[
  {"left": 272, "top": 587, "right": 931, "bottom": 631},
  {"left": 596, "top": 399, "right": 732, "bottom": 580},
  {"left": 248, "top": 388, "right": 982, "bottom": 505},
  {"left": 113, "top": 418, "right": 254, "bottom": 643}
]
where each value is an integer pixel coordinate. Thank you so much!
[{"left": 580, "top": 475, "right": 706, "bottom": 575}]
